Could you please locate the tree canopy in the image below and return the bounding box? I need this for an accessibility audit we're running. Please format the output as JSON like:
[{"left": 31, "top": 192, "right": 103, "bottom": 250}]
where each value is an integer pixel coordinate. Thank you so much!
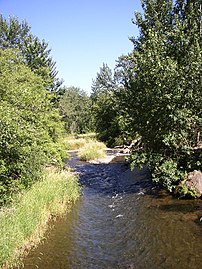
[
  {"left": 0, "top": 14, "right": 62, "bottom": 92},
  {"left": 0, "top": 15, "right": 65, "bottom": 205},
  {"left": 92, "top": 0, "right": 201, "bottom": 192},
  {"left": 59, "top": 86, "right": 93, "bottom": 134}
]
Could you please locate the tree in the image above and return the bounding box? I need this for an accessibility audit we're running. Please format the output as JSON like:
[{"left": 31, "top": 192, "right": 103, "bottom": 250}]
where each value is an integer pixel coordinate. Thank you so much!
[
  {"left": 91, "top": 63, "right": 121, "bottom": 146},
  {"left": 59, "top": 86, "right": 93, "bottom": 134},
  {"left": 0, "top": 49, "right": 64, "bottom": 204},
  {"left": 119, "top": 0, "right": 202, "bottom": 191},
  {"left": 0, "top": 14, "right": 62, "bottom": 92}
]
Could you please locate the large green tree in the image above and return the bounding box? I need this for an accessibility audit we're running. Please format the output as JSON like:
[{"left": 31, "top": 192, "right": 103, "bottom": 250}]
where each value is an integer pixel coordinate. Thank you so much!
[
  {"left": 0, "top": 14, "right": 62, "bottom": 92},
  {"left": 0, "top": 49, "right": 64, "bottom": 204},
  {"left": 120, "top": 0, "right": 201, "bottom": 191},
  {"left": 91, "top": 1, "right": 201, "bottom": 192},
  {"left": 91, "top": 63, "right": 122, "bottom": 146}
]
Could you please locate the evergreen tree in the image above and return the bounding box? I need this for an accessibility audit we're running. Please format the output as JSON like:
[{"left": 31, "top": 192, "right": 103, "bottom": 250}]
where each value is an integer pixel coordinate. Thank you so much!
[{"left": 0, "top": 14, "right": 62, "bottom": 92}]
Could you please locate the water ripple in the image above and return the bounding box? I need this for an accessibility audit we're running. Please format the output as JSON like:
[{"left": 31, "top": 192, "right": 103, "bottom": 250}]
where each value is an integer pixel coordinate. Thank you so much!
[{"left": 21, "top": 152, "right": 202, "bottom": 269}]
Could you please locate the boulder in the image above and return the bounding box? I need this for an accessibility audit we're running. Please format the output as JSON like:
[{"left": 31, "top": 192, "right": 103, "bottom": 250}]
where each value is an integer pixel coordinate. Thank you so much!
[
  {"left": 175, "top": 171, "right": 202, "bottom": 198},
  {"left": 185, "top": 171, "right": 202, "bottom": 197}
]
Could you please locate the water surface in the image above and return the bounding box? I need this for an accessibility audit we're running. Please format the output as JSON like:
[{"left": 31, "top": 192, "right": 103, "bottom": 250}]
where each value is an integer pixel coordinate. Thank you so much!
[{"left": 20, "top": 153, "right": 202, "bottom": 269}]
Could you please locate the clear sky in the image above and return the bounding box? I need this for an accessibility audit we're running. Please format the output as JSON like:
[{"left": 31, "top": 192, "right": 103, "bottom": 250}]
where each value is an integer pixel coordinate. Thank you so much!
[{"left": 0, "top": 0, "right": 142, "bottom": 93}]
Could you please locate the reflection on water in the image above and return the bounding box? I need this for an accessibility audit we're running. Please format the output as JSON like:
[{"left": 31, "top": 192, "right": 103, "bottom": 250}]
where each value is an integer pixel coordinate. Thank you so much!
[{"left": 20, "top": 153, "right": 202, "bottom": 269}]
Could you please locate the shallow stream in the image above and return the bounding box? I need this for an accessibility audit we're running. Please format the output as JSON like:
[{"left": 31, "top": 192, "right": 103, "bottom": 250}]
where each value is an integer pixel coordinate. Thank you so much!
[{"left": 20, "top": 152, "right": 202, "bottom": 269}]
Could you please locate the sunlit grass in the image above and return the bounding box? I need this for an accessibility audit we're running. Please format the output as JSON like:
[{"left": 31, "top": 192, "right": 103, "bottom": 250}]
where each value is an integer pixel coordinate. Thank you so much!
[
  {"left": 78, "top": 140, "right": 106, "bottom": 161},
  {"left": 62, "top": 133, "right": 97, "bottom": 150},
  {"left": 61, "top": 133, "right": 106, "bottom": 161},
  {"left": 76, "top": 132, "right": 96, "bottom": 139},
  {"left": 63, "top": 137, "right": 87, "bottom": 150},
  {"left": 0, "top": 168, "right": 80, "bottom": 269}
]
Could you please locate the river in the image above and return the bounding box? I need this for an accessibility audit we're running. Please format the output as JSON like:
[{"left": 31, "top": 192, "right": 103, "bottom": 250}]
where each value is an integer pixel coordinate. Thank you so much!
[{"left": 20, "top": 152, "right": 202, "bottom": 269}]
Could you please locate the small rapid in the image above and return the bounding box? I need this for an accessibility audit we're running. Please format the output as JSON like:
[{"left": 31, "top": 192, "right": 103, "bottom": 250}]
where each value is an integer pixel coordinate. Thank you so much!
[{"left": 20, "top": 152, "right": 202, "bottom": 269}]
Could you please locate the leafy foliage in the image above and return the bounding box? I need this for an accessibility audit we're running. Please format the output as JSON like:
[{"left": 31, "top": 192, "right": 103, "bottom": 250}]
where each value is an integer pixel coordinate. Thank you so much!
[
  {"left": 92, "top": 0, "right": 201, "bottom": 192},
  {"left": 59, "top": 86, "right": 93, "bottom": 134},
  {"left": 0, "top": 49, "right": 64, "bottom": 204},
  {"left": 91, "top": 63, "right": 134, "bottom": 147},
  {"left": 0, "top": 14, "right": 62, "bottom": 92},
  {"left": 126, "top": 0, "right": 201, "bottom": 191}
]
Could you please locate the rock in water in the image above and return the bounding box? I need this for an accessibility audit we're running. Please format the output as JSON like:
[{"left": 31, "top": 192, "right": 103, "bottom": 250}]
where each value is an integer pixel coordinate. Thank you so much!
[
  {"left": 175, "top": 170, "right": 202, "bottom": 198},
  {"left": 185, "top": 171, "right": 202, "bottom": 197}
]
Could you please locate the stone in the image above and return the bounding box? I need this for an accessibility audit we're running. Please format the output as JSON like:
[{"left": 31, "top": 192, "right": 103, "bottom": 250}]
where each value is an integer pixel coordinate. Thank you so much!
[
  {"left": 185, "top": 171, "right": 202, "bottom": 197},
  {"left": 175, "top": 170, "right": 202, "bottom": 198}
]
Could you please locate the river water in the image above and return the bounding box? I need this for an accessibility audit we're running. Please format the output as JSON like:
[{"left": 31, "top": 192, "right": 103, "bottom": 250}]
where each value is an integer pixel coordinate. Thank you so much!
[{"left": 20, "top": 153, "right": 202, "bottom": 269}]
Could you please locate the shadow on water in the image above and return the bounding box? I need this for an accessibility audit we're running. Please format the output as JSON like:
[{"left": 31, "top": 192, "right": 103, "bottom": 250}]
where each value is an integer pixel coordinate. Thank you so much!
[
  {"left": 19, "top": 151, "right": 202, "bottom": 269},
  {"left": 159, "top": 203, "right": 201, "bottom": 213},
  {"left": 66, "top": 152, "right": 154, "bottom": 196}
]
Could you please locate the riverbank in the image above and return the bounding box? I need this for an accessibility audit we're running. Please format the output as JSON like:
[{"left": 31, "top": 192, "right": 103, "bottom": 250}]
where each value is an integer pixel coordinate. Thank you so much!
[
  {"left": 0, "top": 168, "right": 80, "bottom": 269},
  {"left": 19, "top": 152, "right": 202, "bottom": 269}
]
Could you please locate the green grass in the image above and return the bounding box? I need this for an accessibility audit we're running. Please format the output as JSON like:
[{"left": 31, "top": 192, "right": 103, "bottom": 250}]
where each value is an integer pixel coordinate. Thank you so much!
[
  {"left": 78, "top": 140, "right": 106, "bottom": 161},
  {"left": 76, "top": 132, "right": 96, "bottom": 139},
  {"left": 0, "top": 168, "right": 80, "bottom": 269},
  {"left": 63, "top": 137, "right": 88, "bottom": 150},
  {"left": 62, "top": 133, "right": 97, "bottom": 151}
]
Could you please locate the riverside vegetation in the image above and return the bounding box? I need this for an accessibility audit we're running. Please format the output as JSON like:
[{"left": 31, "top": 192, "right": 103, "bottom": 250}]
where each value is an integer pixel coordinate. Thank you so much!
[
  {"left": 0, "top": 0, "right": 201, "bottom": 267},
  {"left": 62, "top": 134, "right": 106, "bottom": 162},
  {"left": 78, "top": 140, "right": 106, "bottom": 161},
  {"left": 0, "top": 17, "right": 103, "bottom": 266},
  {"left": 90, "top": 0, "right": 201, "bottom": 197},
  {"left": 0, "top": 168, "right": 80, "bottom": 269},
  {"left": 0, "top": 15, "right": 82, "bottom": 269},
  {"left": 0, "top": 133, "right": 105, "bottom": 268}
]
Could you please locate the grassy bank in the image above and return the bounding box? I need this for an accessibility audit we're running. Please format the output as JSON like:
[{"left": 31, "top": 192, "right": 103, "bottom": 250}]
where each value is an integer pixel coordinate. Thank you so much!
[
  {"left": 62, "top": 133, "right": 107, "bottom": 161},
  {"left": 0, "top": 168, "right": 80, "bottom": 269},
  {"left": 62, "top": 133, "right": 96, "bottom": 150},
  {"left": 78, "top": 140, "right": 106, "bottom": 161}
]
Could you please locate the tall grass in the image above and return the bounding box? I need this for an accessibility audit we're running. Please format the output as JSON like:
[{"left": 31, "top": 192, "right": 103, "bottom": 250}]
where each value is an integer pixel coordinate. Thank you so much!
[
  {"left": 78, "top": 140, "right": 106, "bottom": 161},
  {"left": 61, "top": 133, "right": 97, "bottom": 150},
  {"left": 76, "top": 133, "right": 96, "bottom": 139},
  {"left": 63, "top": 137, "right": 87, "bottom": 150},
  {"left": 0, "top": 168, "right": 80, "bottom": 269}
]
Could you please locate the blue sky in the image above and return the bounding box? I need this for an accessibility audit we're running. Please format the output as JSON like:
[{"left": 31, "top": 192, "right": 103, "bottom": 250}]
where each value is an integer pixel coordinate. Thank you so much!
[{"left": 0, "top": 0, "right": 142, "bottom": 93}]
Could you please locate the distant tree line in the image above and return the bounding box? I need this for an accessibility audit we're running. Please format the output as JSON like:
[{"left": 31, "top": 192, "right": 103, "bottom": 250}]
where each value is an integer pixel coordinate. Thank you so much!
[
  {"left": 0, "top": 14, "right": 95, "bottom": 205},
  {"left": 91, "top": 0, "right": 201, "bottom": 193},
  {"left": 58, "top": 86, "right": 93, "bottom": 134}
]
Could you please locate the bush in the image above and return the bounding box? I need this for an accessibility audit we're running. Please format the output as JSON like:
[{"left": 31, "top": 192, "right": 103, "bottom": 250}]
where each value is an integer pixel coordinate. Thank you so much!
[
  {"left": 130, "top": 151, "right": 185, "bottom": 192},
  {"left": 174, "top": 184, "right": 200, "bottom": 199}
]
